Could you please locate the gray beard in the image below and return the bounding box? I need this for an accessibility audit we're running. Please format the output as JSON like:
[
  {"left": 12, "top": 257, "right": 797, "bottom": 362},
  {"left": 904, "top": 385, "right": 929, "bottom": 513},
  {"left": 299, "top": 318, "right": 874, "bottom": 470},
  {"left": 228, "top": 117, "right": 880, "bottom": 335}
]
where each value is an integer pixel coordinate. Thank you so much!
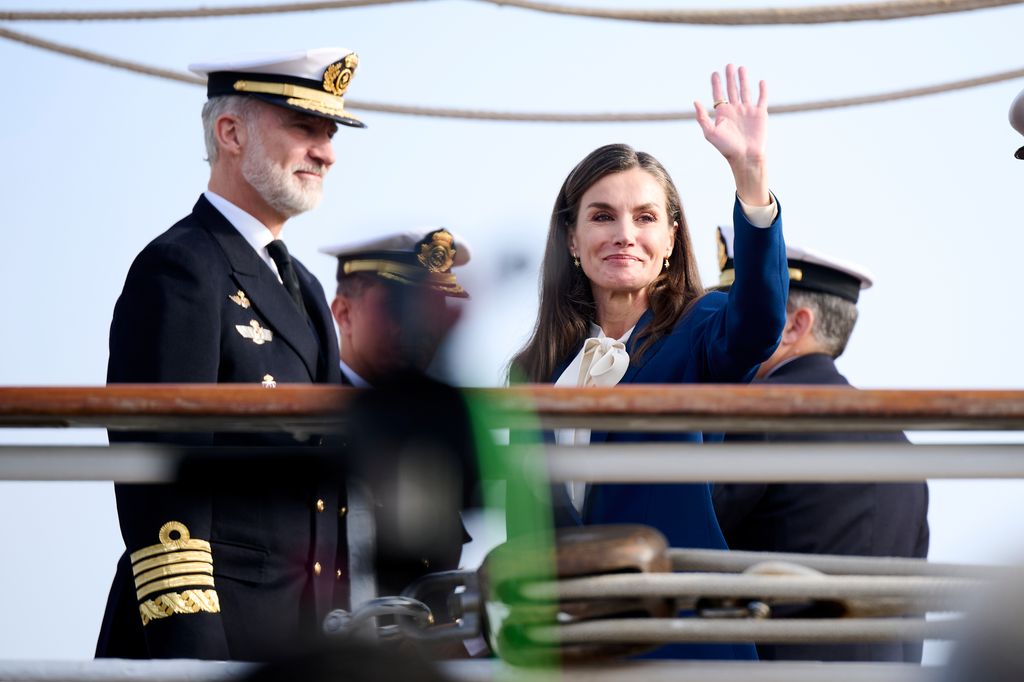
[{"left": 241, "top": 134, "right": 323, "bottom": 218}]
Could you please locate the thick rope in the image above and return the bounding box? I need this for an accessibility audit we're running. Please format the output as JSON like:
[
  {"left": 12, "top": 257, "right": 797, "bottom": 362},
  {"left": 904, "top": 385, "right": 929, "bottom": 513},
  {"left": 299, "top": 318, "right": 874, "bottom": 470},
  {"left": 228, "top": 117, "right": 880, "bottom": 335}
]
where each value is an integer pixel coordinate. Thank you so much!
[
  {"left": 2, "top": 26, "right": 1022, "bottom": 123},
  {"left": 1, "top": 0, "right": 1023, "bottom": 25},
  {"left": 527, "top": 617, "right": 962, "bottom": 644}
]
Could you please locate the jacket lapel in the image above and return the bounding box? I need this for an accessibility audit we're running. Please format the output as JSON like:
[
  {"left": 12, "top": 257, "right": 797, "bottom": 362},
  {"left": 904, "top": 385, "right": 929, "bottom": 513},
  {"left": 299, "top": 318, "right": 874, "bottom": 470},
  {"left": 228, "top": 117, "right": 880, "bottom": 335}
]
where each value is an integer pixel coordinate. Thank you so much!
[
  {"left": 296, "top": 260, "right": 342, "bottom": 384},
  {"left": 193, "top": 196, "right": 321, "bottom": 381}
]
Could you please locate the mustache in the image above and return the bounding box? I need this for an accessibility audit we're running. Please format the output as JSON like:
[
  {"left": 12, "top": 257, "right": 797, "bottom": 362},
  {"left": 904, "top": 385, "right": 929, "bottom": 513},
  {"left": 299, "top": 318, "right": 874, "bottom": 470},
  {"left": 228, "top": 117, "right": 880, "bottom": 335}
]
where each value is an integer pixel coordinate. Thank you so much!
[{"left": 293, "top": 163, "right": 326, "bottom": 177}]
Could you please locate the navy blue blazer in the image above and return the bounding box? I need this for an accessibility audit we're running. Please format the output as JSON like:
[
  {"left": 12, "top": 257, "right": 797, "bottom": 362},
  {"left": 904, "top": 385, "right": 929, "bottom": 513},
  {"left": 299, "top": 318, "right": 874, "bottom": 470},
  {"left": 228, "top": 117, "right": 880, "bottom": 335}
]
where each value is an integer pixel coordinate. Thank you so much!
[{"left": 555, "top": 199, "right": 787, "bottom": 660}]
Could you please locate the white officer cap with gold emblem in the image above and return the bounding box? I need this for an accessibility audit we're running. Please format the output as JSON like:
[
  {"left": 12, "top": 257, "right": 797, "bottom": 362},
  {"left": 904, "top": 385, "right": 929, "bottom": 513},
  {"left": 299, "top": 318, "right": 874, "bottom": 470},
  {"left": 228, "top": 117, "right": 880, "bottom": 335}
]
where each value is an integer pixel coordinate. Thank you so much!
[
  {"left": 1010, "top": 86, "right": 1024, "bottom": 160},
  {"left": 715, "top": 225, "right": 873, "bottom": 303},
  {"left": 189, "top": 47, "right": 364, "bottom": 128},
  {"left": 320, "top": 229, "right": 471, "bottom": 298}
]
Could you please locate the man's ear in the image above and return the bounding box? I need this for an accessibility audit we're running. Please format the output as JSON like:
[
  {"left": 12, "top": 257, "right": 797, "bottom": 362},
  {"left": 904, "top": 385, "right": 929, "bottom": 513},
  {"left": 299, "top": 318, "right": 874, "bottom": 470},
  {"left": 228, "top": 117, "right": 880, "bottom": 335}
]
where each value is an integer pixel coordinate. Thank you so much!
[
  {"left": 330, "top": 295, "right": 351, "bottom": 334},
  {"left": 214, "top": 114, "right": 246, "bottom": 158},
  {"left": 783, "top": 306, "right": 815, "bottom": 345}
]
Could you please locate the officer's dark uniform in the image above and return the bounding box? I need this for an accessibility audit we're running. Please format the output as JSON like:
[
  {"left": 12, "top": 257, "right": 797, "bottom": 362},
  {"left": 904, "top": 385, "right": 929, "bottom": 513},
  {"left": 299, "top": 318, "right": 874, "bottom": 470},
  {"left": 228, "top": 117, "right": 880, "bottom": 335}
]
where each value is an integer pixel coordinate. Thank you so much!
[
  {"left": 96, "top": 49, "right": 364, "bottom": 661},
  {"left": 713, "top": 354, "right": 929, "bottom": 662},
  {"left": 710, "top": 229, "right": 929, "bottom": 663}
]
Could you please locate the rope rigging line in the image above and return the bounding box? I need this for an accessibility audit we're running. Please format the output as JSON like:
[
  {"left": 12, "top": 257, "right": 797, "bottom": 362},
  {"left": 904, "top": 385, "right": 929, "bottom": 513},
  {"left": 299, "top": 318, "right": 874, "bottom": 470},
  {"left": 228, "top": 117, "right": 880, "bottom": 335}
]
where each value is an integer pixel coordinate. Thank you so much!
[
  {"left": 1, "top": 24, "right": 1023, "bottom": 122},
  {"left": 2, "top": 0, "right": 1023, "bottom": 25}
]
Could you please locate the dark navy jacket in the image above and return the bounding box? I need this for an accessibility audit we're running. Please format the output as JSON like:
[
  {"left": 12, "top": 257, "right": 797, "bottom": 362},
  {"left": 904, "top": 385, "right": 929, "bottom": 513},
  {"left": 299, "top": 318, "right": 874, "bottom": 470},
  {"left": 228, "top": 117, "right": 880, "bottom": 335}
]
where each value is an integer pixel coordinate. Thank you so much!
[
  {"left": 97, "top": 196, "right": 344, "bottom": 661},
  {"left": 713, "top": 352, "right": 930, "bottom": 662},
  {"left": 556, "top": 199, "right": 788, "bottom": 660}
]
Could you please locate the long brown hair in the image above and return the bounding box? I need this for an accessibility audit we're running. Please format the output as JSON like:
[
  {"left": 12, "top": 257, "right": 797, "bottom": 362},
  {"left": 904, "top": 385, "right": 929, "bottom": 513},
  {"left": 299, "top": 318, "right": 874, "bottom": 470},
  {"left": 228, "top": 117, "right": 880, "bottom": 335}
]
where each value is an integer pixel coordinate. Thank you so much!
[{"left": 510, "top": 143, "right": 705, "bottom": 383}]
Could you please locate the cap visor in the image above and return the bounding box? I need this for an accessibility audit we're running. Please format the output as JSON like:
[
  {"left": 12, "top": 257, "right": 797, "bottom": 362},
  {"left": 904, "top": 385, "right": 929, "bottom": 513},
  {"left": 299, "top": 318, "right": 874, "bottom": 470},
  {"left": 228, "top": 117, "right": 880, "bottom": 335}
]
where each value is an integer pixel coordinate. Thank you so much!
[{"left": 250, "top": 93, "right": 366, "bottom": 129}]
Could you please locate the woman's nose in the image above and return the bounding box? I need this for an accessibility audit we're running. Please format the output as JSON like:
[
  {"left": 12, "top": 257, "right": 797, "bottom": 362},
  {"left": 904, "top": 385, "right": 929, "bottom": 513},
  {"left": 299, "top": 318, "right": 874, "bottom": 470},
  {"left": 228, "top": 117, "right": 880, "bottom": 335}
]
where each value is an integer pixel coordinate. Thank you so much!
[{"left": 611, "top": 219, "right": 636, "bottom": 246}]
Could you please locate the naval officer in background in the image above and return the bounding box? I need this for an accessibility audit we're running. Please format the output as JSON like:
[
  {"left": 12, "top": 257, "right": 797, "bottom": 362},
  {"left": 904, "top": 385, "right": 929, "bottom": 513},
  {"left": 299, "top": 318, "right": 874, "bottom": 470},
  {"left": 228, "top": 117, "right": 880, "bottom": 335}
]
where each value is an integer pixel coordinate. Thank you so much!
[
  {"left": 711, "top": 228, "right": 930, "bottom": 662},
  {"left": 98, "top": 48, "right": 364, "bottom": 661},
  {"left": 320, "top": 228, "right": 470, "bottom": 386}
]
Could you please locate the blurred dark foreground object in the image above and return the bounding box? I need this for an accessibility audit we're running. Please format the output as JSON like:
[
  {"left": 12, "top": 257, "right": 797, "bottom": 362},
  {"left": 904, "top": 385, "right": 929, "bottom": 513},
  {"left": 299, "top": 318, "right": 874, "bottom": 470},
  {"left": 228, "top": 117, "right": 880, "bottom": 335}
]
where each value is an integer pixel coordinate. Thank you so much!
[
  {"left": 242, "top": 639, "right": 456, "bottom": 682},
  {"left": 342, "top": 369, "right": 481, "bottom": 606},
  {"left": 943, "top": 569, "right": 1024, "bottom": 682}
]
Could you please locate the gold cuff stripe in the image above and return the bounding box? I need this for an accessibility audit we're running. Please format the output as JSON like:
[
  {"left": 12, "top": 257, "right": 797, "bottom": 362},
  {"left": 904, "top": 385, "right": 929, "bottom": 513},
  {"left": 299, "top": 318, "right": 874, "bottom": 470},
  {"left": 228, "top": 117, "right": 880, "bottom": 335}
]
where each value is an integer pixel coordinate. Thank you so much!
[
  {"left": 136, "top": 574, "right": 216, "bottom": 601},
  {"left": 718, "top": 267, "right": 803, "bottom": 287},
  {"left": 139, "top": 589, "right": 221, "bottom": 627},
  {"left": 134, "top": 562, "right": 214, "bottom": 590},
  {"left": 130, "top": 538, "right": 211, "bottom": 564},
  {"left": 132, "top": 550, "right": 212, "bottom": 576},
  {"left": 343, "top": 259, "right": 459, "bottom": 286},
  {"left": 233, "top": 80, "right": 357, "bottom": 120}
]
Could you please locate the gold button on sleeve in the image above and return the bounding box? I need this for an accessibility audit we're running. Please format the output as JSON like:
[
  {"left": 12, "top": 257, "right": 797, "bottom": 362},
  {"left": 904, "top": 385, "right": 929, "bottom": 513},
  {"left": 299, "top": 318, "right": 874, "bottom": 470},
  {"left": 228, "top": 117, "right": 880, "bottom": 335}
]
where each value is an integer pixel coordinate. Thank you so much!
[
  {"left": 339, "top": 506, "right": 347, "bottom": 517},
  {"left": 313, "top": 561, "right": 322, "bottom": 576},
  {"left": 316, "top": 499, "right": 325, "bottom": 513},
  {"left": 335, "top": 569, "right": 342, "bottom": 580}
]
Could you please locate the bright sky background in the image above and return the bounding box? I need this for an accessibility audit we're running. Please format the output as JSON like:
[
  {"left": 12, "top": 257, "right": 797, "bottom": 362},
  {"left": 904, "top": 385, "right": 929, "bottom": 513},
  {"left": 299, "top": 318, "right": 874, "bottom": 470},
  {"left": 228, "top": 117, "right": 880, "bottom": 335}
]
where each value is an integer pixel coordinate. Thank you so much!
[{"left": 2, "top": 0, "right": 1024, "bottom": 663}]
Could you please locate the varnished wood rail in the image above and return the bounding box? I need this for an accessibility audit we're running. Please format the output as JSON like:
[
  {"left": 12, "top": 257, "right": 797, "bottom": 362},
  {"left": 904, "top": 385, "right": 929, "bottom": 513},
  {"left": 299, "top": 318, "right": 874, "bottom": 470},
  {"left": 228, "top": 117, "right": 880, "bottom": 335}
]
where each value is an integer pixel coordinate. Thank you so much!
[{"left": 0, "top": 384, "right": 1023, "bottom": 432}]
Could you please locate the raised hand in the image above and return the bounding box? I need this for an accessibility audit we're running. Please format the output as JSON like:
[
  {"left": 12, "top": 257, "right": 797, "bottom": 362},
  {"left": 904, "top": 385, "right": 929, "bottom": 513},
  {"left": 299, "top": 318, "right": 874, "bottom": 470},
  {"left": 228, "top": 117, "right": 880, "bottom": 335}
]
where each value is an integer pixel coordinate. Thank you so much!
[{"left": 694, "top": 64, "right": 770, "bottom": 206}]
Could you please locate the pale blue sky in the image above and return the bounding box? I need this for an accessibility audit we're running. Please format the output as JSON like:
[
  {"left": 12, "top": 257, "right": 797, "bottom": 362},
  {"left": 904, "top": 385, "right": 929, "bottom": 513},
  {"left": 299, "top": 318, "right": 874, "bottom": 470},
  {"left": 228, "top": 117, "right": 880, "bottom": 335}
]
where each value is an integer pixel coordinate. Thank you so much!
[{"left": 1, "top": 0, "right": 1024, "bottom": 661}]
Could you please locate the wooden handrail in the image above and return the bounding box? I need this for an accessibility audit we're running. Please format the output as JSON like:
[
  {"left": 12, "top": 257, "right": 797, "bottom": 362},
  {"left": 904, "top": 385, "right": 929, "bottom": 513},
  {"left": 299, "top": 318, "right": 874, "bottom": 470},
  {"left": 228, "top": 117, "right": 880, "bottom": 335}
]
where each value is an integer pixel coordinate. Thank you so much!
[{"left": 0, "top": 384, "right": 1023, "bottom": 432}]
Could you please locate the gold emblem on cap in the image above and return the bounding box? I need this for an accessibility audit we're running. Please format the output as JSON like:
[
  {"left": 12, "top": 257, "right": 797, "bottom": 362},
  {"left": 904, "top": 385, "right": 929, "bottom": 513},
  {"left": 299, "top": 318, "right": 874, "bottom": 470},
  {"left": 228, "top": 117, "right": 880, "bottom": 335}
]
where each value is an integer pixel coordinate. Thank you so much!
[
  {"left": 418, "top": 230, "right": 457, "bottom": 273},
  {"left": 323, "top": 54, "right": 358, "bottom": 97},
  {"left": 236, "top": 320, "right": 274, "bottom": 345},
  {"left": 229, "top": 290, "right": 251, "bottom": 309}
]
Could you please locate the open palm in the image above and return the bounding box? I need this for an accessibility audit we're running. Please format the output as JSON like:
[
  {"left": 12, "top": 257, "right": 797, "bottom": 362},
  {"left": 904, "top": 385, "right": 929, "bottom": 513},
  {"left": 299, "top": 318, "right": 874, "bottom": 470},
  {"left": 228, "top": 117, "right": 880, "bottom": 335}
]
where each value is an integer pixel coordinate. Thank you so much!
[{"left": 695, "top": 64, "right": 768, "bottom": 164}]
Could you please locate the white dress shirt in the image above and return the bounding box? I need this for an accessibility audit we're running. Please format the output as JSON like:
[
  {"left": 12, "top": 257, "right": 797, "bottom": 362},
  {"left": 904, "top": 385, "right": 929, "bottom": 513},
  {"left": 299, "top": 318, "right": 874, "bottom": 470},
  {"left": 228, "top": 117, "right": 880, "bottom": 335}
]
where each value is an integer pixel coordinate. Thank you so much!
[{"left": 204, "top": 191, "right": 283, "bottom": 283}]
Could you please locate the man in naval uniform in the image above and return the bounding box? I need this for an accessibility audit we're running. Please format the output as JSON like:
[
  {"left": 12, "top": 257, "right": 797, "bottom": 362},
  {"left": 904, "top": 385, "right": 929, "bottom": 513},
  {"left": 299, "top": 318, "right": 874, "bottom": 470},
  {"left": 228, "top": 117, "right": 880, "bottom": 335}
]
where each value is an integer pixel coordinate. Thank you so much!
[
  {"left": 320, "top": 229, "right": 469, "bottom": 387},
  {"left": 97, "top": 48, "right": 363, "bottom": 661},
  {"left": 710, "top": 229, "right": 930, "bottom": 663},
  {"left": 321, "top": 230, "right": 476, "bottom": 650}
]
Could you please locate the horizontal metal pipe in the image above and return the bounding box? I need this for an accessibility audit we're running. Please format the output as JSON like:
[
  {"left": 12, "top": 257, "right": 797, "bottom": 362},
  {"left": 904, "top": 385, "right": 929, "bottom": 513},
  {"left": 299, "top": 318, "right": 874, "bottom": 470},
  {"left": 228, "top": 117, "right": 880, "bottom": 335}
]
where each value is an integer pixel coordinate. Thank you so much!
[
  {"left": 3, "top": 442, "right": 1024, "bottom": 483},
  {"left": 527, "top": 617, "right": 963, "bottom": 644},
  {"left": 0, "top": 659, "right": 937, "bottom": 682},
  {"left": 542, "top": 443, "right": 1024, "bottom": 482},
  {"left": 670, "top": 548, "right": 1012, "bottom": 579},
  {"left": 518, "top": 573, "right": 979, "bottom": 611}
]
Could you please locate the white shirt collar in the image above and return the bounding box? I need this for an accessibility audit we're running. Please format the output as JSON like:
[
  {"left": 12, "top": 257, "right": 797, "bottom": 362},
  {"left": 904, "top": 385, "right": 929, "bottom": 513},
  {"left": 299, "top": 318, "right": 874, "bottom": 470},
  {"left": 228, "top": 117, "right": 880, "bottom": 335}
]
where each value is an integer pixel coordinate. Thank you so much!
[
  {"left": 204, "top": 190, "right": 281, "bottom": 280},
  {"left": 339, "top": 359, "right": 372, "bottom": 388}
]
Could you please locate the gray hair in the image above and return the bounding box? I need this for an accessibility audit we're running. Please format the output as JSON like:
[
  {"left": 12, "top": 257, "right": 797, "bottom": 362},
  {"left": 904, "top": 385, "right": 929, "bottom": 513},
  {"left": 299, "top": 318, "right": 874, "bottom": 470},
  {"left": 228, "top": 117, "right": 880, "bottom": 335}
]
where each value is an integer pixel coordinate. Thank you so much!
[
  {"left": 200, "top": 95, "right": 260, "bottom": 165},
  {"left": 336, "top": 271, "right": 381, "bottom": 298},
  {"left": 787, "top": 288, "right": 859, "bottom": 358}
]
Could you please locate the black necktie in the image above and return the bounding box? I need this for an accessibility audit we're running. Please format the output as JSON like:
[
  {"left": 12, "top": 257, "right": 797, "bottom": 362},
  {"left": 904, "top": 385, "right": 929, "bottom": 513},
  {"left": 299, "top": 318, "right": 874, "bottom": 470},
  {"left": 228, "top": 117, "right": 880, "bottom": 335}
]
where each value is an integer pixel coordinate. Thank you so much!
[{"left": 267, "top": 239, "right": 308, "bottom": 320}]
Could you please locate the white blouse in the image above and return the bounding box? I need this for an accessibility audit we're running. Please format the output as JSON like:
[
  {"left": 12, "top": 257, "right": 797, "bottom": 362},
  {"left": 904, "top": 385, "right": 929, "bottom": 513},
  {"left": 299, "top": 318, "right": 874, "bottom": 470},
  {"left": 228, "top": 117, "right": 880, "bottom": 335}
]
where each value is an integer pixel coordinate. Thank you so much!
[{"left": 554, "top": 323, "right": 634, "bottom": 511}]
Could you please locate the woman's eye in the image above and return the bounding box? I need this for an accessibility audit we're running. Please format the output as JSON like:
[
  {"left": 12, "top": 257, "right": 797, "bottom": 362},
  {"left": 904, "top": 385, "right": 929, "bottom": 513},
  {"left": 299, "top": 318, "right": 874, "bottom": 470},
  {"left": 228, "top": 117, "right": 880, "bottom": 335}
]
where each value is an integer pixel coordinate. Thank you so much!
[
  {"left": 637, "top": 213, "right": 657, "bottom": 223},
  {"left": 591, "top": 213, "right": 612, "bottom": 222}
]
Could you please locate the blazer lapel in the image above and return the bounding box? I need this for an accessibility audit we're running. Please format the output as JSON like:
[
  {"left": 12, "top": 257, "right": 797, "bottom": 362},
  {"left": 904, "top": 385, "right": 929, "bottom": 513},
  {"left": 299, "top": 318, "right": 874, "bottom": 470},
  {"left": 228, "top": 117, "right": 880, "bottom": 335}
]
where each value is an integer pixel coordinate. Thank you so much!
[
  {"left": 296, "top": 260, "right": 342, "bottom": 384},
  {"left": 194, "top": 197, "right": 321, "bottom": 380}
]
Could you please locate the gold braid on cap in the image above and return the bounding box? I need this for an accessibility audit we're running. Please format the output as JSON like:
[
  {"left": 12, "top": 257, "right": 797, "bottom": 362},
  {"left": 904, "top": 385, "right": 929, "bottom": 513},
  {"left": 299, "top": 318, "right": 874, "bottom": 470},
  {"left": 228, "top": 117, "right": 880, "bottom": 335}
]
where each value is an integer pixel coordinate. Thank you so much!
[{"left": 129, "top": 521, "right": 220, "bottom": 625}]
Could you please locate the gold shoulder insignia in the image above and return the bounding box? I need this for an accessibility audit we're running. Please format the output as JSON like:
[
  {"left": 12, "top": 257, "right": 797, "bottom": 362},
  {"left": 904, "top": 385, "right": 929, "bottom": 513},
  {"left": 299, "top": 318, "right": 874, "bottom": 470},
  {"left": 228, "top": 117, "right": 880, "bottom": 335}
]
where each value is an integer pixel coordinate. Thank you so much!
[
  {"left": 236, "top": 320, "right": 273, "bottom": 345},
  {"left": 229, "top": 290, "right": 251, "bottom": 309},
  {"left": 129, "top": 521, "right": 220, "bottom": 625}
]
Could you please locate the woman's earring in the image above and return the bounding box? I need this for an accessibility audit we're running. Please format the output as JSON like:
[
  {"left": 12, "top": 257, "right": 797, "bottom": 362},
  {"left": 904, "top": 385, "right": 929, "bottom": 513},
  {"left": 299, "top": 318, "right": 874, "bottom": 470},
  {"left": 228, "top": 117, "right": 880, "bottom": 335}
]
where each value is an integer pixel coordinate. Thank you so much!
[
  {"left": 663, "top": 257, "right": 670, "bottom": 270},
  {"left": 573, "top": 254, "right": 580, "bottom": 268}
]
